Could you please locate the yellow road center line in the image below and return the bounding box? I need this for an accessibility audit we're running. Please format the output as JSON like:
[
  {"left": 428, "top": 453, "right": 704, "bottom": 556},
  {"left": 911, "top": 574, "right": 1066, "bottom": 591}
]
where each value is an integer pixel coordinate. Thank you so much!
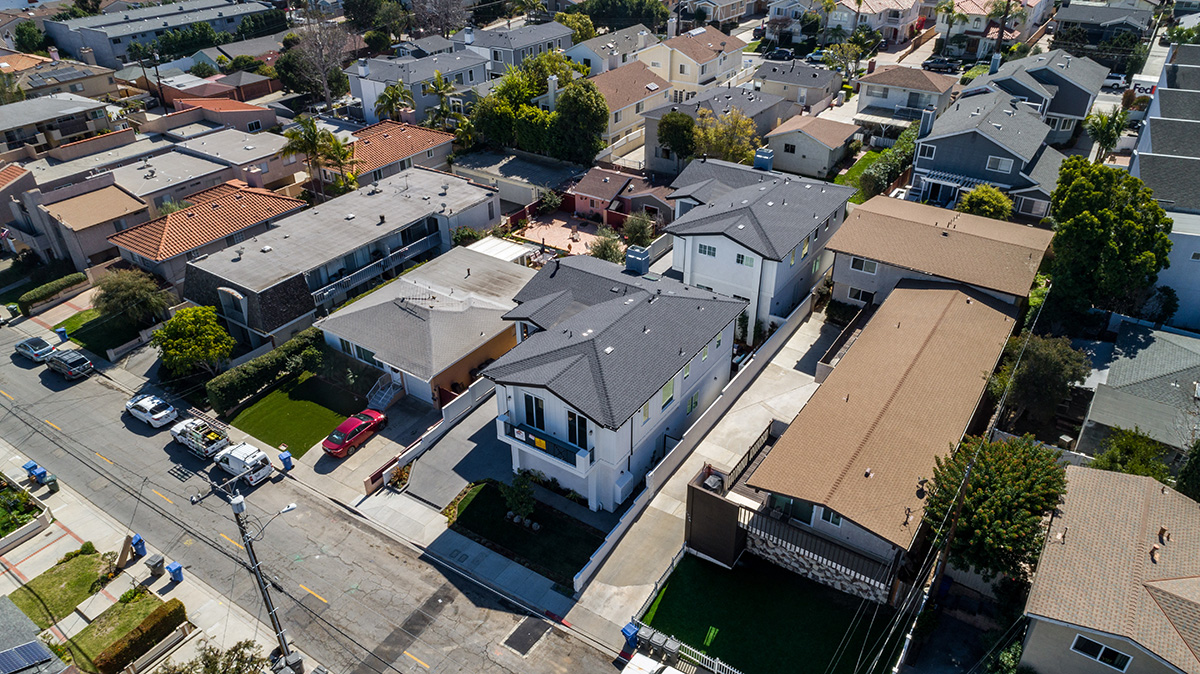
[
  {"left": 43, "top": 420, "right": 60, "bottom": 431},
  {"left": 0, "top": 390, "right": 13, "bottom": 400},
  {"left": 403, "top": 652, "right": 429, "bottom": 669},
  {"left": 220, "top": 533, "right": 245, "bottom": 549},
  {"left": 94, "top": 452, "right": 113, "bottom": 465},
  {"left": 299, "top": 584, "right": 328, "bottom": 604},
  {"left": 152, "top": 489, "right": 174, "bottom": 505}
]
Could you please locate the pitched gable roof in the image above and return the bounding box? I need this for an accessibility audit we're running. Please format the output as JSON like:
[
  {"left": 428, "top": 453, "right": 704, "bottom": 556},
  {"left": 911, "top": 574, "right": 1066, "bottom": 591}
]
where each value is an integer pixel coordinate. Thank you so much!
[
  {"left": 927, "top": 89, "right": 1049, "bottom": 161},
  {"left": 589, "top": 61, "right": 669, "bottom": 112},
  {"left": 1026, "top": 466, "right": 1200, "bottom": 674},
  {"left": 571, "top": 167, "right": 633, "bottom": 203},
  {"left": 857, "top": 65, "right": 956, "bottom": 93},
  {"left": 108, "top": 180, "right": 304, "bottom": 261},
  {"left": 765, "top": 114, "right": 859, "bottom": 148},
  {"left": 661, "top": 26, "right": 745, "bottom": 64},
  {"left": 484, "top": 256, "right": 745, "bottom": 428},
  {"left": 753, "top": 62, "right": 840, "bottom": 89},
  {"left": 826, "top": 196, "right": 1053, "bottom": 297},
  {"left": 0, "top": 164, "right": 28, "bottom": 189},
  {"left": 343, "top": 120, "right": 454, "bottom": 175},
  {"left": 668, "top": 157, "right": 781, "bottom": 203},
  {"left": 575, "top": 23, "right": 657, "bottom": 57},
  {"left": 747, "top": 282, "right": 1016, "bottom": 549}
]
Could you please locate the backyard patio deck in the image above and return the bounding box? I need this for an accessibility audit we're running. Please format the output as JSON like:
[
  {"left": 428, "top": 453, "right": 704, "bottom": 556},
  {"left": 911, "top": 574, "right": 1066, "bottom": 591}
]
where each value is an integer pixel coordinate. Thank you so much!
[{"left": 515, "top": 213, "right": 601, "bottom": 254}]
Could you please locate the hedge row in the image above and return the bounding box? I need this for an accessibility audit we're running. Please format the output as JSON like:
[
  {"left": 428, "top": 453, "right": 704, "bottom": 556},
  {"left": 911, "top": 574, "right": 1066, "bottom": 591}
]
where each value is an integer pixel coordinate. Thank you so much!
[
  {"left": 206, "top": 327, "right": 323, "bottom": 415},
  {"left": 857, "top": 125, "right": 919, "bottom": 201},
  {"left": 17, "top": 273, "right": 87, "bottom": 316},
  {"left": 94, "top": 598, "right": 186, "bottom": 674}
]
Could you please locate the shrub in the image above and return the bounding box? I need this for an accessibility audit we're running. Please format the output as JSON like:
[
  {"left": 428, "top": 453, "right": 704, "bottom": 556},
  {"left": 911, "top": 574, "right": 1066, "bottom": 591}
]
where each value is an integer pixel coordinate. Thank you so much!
[
  {"left": 119, "top": 586, "right": 147, "bottom": 604},
  {"left": 847, "top": 139, "right": 862, "bottom": 156},
  {"left": 539, "top": 190, "right": 562, "bottom": 214},
  {"left": 824, "top": 299, "right": 860, "bottom": 325},
  {"left": 960, "top": 63, "right": 989, "bottom": 84},
  {"left": 451, "top": 226, "right": 484, "bottom": 247},
  {"left": 17, "top": 272, "right": 87, "bottom": 315},
  {"left": 80, "top": 541, "right": 96, "bottom": 555},
  {"left": 205, "top": 327, "right": 323, "bottom": 415},
  {"left": 94, "top": 598, "right": 187, "bottom": 674}
]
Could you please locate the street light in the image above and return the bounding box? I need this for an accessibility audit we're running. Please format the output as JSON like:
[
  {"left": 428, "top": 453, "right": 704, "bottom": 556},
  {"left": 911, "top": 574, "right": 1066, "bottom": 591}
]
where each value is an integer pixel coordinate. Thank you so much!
[{"left": 231, "top": 496, "right": 304, "bottom": 674}]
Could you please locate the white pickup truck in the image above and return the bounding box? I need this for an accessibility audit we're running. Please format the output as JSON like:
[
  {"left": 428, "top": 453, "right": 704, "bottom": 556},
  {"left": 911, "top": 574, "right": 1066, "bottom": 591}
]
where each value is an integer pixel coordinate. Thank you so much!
[{"left": 170, "top": 418, "right": 231, "bottom": 459}]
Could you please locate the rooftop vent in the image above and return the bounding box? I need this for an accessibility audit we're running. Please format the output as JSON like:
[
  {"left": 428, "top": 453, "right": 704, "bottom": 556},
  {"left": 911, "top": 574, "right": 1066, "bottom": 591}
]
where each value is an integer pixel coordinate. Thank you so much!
[
  {"left": 604, "top": 346, "right": 614, "bottom": 354},
  {"left": 261, "top": 245, "right": 272, "bottom": 253},
  {"left": 345, "top": 214, "right": 355, "bottom": 220}
]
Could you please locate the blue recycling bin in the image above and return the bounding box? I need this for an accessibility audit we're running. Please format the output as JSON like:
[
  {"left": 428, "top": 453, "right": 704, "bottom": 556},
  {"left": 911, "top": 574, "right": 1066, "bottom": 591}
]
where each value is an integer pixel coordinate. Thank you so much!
[
  {"left": 130, "top": 534, "right": 146, "bottom": 558},
  {"left": 166, "top": 561, "right": 183, "bottom": 583},
  {"left": 30, "top": 467, "right": 47, "bottom": 484},
  {"left": 22, "top": 461, "right": 37, "bottom": 479},
  {"left": 54, "top": 327, "right": 67, "bottom": 342},
  {"left": 278, "top": 451, "right": 293, "bottom": 471},
  {"left": 621, "top": 622, "right": 639, "bottom": 652}
]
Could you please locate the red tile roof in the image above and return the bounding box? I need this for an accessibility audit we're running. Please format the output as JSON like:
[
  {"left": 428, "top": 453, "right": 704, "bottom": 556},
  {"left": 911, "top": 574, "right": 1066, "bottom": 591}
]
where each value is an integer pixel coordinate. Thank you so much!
[
  {"left": 0, "top": 163, "right": 28, "bottom": 189},
  {"left": 344, "top": 120, "right": 454, "bottom": 175},
  {"left": 108, "top": 180, "right": 305, "bottom": 261},
  {"left": 174, "top": 98, "right": 268, "bottom": 113}
]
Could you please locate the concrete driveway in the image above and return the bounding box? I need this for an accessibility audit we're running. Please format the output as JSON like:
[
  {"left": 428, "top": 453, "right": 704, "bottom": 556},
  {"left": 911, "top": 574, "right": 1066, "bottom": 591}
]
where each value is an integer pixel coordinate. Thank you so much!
[
  {"left": 404, "top": 399, "right": 513, "bottom": 509},
  {"left": 285, "top": 396, "right": 442, "bottom": 504}
]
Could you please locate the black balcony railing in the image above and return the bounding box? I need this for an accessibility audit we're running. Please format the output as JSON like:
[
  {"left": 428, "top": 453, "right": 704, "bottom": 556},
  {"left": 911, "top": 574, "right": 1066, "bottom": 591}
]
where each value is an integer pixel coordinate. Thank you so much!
[{"left": 504, "top": 421, "right": 585, "bottom": 467}]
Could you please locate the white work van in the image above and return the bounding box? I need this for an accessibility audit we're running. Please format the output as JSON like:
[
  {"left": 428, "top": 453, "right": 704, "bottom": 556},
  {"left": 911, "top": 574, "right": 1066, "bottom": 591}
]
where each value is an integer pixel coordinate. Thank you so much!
[
  {"left": 213, "top": 443, "right": 273, "bottom": 486},
  {"left": 170, "top": 418, "right": 230, "bottom": 459}
]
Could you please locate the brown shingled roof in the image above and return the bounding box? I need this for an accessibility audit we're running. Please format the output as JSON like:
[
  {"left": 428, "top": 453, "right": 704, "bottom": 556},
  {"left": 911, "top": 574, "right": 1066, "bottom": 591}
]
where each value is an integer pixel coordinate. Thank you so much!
[
  {"left": 765, "top": 114, "right": 860, "bottom": 148},
  {"left": 857, "top": 65, "right": 958, "bottom": 93},
  {"left": 825, "top": 196, "right": 1053, "bottom": 298},
  {"left": 571, "top": 167, "right": 632, "bottom": 203},
  {"left": 661, "top": 26, "right": 746, "bottom": 64},
  {"left": 108, "top": 180, "right": 304, "bottom": 261},
  {"left": 343, "top": 120, "right": 454, "bottom": 175},
  {"left": 1027, "top": 466, "right": 1200, "bottom": 674},
  {"left": 46, "top": 184, "right": 146, "bottom": 231},
  {"left": 747, "top": 282, "right": 1016, "bottom": 549},
  {"left": 589, "top": 61, "right": 670, "bottom": 113}
]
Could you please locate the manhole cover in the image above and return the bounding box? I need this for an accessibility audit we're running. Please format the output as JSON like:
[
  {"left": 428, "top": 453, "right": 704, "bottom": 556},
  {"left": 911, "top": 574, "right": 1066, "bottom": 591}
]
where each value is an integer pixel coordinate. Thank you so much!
[{"left": 504, "top": 617, "right": 551, "bottom": 656}]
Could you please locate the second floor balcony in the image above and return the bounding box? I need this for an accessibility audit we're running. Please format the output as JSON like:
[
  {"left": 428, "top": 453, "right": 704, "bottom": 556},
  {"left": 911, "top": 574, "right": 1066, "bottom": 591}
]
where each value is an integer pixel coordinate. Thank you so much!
[
  {"left": 502, "top": 418, "right": 594, "bottom": 473},
  {"left": 309, "top": 231, "right": 440, "bottom": 305}
]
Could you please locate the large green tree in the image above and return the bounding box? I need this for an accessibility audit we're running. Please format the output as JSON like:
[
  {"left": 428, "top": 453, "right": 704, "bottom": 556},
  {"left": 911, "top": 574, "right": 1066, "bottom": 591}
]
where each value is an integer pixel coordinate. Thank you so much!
[
  {"left": 1090, "top": 427, "right": 1172, "bottom": 484},
  {"left": 1050, "top": 157, "right": 1173, "bottom": 316},
  {"left": 159, "top": 640, "right": 267, "bottom": 674},
  {"left": 549, "top": 79, "right": 608, "bottom": 164},
  {"left": 554, "top": 12, "right": 596, "bottom": 44},
  {"left": 374, "top": 82, "right": 415, "bottom": 121},
  {"left": 14, "top": 21, "right": 46, "bottom": 54},
  {"left": 956, "top": 184, "right": 1012, "bottom": 220},
  {"left": 151, "top": 306, "right": 235, "bottom": 376},
  {"left": 565, "top": 0, "right": 667, "bottom": 31},
  {"left": 343, "top": 0, "right": 383, "bottom": 31},
  {"left": 925, "top": 434, "right": 1067, "bottom": 580},
  {"left": 589, "top": 226, "right": 625, "bottom": 263},
  {"left": 471, "top": 95, "right": 517, "bottom": 147},
  {"left": 988, "top": 331, "right": 1090, "bottom": 425},
  {"left": 693, "top": 108, "right": 759, "bottom": 165},
  {"left": 93, "top": 269, "right": 170, "bottom": 326},
  {"left": 657, "top": 111, "right": 695, "bottom": 172}
]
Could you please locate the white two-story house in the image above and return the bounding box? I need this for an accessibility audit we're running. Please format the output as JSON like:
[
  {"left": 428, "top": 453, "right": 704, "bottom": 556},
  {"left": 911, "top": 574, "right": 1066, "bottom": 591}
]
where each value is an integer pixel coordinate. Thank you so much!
[
  {"left": 485, "top": 256, "right": 746, "bottom": 513},
  {"left": 563, "top": 24, "right": 659, "bottom": 75},
  {"left": 853, "top": 65, "right": 957, "bottom": 127},
  {"left": 827, "top": 0, "right": 922, "bottom": 43},
  {"left": 666, "top": 159, "right": 855, "bottom": 336},
  {"left": 636, "top": 26, "right": 746, "bottom": 101},
  {"left": 590, "top": 61, "right": 672, "bottom": 155}
]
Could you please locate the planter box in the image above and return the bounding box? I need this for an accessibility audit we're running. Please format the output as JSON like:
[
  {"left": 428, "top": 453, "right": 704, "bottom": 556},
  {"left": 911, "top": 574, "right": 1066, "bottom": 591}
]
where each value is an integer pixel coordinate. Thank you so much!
[
  {"left": 27, "top": 280, "right": 90, "bottom": 315},
  {"left": 0, "top": 472, "right": 51, "bottom": 556},
  {"left": 126, "top": 622, "right": 196, "bottom": 674}
]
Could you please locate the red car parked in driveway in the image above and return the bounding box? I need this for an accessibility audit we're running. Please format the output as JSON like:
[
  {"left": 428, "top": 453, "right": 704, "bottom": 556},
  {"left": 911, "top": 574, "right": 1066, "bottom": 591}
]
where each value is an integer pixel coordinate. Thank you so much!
[{"left": 322, "top": 409, "right": 388, "bottom": 457}]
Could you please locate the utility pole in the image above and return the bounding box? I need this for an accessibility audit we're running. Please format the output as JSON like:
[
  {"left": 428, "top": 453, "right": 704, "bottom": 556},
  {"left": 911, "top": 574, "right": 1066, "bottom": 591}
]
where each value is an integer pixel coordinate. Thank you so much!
[{"left": 230, "top": 495, "right": 304, "bottom": 673}]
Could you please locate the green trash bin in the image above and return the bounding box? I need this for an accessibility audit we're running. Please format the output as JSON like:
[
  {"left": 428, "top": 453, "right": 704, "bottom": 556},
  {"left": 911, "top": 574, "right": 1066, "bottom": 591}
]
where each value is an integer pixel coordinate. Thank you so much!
[{"left": 45, "top": 475, "right": 59, "bottom": 493}]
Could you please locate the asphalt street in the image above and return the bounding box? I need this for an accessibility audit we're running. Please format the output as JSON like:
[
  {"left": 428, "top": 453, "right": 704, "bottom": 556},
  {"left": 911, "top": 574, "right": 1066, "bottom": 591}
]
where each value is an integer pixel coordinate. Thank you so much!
[{"left": 0, "top": 328, "right": 617, "bottom": 674}]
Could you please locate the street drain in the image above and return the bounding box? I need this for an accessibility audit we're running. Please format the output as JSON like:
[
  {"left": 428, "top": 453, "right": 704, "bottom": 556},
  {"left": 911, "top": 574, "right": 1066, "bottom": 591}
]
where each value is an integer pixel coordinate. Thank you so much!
[{"left": 504, "top": 617, "right": 551, "bottom": 656}]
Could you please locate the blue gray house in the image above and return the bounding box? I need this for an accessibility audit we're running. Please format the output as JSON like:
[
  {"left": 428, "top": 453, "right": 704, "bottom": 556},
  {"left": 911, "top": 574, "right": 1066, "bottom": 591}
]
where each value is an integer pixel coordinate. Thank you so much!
[
  {"left": 962, "top": 49, "right": 1107, "bottom": 145},
  {"left": 452, "top": 22, "right": 575, "bottom": 79},
  {"left": 912, "top": 89, "right": 1067, "bottom": 218},
  {"left": 348, "top": 51, "right": 490, "bottom": 124}
]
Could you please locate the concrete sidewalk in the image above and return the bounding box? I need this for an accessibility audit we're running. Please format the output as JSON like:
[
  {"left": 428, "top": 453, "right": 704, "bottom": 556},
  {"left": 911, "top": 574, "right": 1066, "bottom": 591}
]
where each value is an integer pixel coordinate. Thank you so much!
[{"left": 0, "top": 436, "right": 322, "bottom": 668}]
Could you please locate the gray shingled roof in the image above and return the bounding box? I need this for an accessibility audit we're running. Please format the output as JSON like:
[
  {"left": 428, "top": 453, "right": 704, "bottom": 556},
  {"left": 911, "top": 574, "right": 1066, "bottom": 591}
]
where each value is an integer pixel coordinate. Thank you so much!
[
  {"left": 666, "top": 176, "right": 854, "bottom": 260},
  {"left": 219, "top": 69, "right": 270, "bottom": 87},
  {"left": 484, "top": 256, "right": 745, "bottom": 428},
  {"left": 1157, "top": 87, "right": 1200, "bottom": 120},
  {"left": 927, "top": 90, "right": 1049, "bottom": 161},
  {"left": 1055, "top": 3, "right": 1151, "bottom": 27},
  {"left": 453, "top": 21, "right": 574, "bottom": 50},
  {"left": 0, "top": 598, "right": 67, "bottom": 674},
  {"left": 1138, "top": 153, "right": 1200, "bottom": 213},
  {"left": 1165, "top": 64, "right": 1200, "bottom": 92},
  {"left": 1015, "top": 145, "right": 1066, "bottom": 195},
  {"left": 753, "top": 62, "right": 839, "bottom": 88},
  {"left": 668, "top": 158, "right": 781, "bottom": 204},
  {"left": 1026, "top": 49, "right": 1108, "bottom": 99},
  {"left": 575, "top": 23, "right": 656, "bottom": 58},
  {"left": 642, "top": 86, "right": 789, "bottom": 122},
  {"left": 1144, "top": 117, "right": 1200, "bottom": 157},
  {"left": 349, "top": 52, "right": 489, "bottom": 84},
  {"left": 967, "top": 58, "right": 1056, "bottom": 103},
  {"left": 316, "top": 247, "right": 536, "bottom": 380}
]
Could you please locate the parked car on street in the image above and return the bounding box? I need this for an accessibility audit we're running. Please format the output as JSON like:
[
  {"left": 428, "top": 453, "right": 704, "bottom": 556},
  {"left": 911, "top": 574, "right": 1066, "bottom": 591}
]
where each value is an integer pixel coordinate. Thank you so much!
[
  {"left": 125, "top": 394, "right": 179, "bottom": 428},
  {"left": 765, "top": 48, "right": 794, "bottom": 61},
  {"left": 214, "top": 443, "right": 273, "bottom": 486},
  {"left": 46, "top": 350, "right": 93, "bottom": 379},
  {"left": 14, "top": 337, "right": 56, "bottom": 363},
  {"left": 1103, "top": 72, "right": 1129, "bottom": 90},
  {"left": 806, "top": 49, "right": 829, "bottom": 63},
  {"left": 171, "top": 417, "right": 230, "bottom": 459},
  {"left": 322, "top": 409, "right": 388, "bottom": 458},
  {"left": 922, "top": 57, "right": 959, "bottom": 72}
]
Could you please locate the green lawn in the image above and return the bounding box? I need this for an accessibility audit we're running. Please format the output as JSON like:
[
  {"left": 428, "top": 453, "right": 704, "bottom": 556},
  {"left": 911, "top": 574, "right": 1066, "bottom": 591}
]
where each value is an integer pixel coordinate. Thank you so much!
[
  {"left": 230, "top": 372, "right": 367, "bottom": 458},
  {"left": 644, "top": 555, "right": 902, "bottom": 674},
  {"left": 65, "top": 592, "right": 163, "bottom": 673},
  {"left": 743, "top": 39, "right": 761, "bottom": 52},
  {"left": 8, "top": 552, "right": 107, "bottom": 629},
  {"left": 835, "top": 150, "right": 882, "bottom": 204},
  {"left": 54, "top": 309, "right": 141, "bottom": 357},
  {"left": 451, "top": 482, "right": 605, "bottom": 586},
  {"left": 0, "top": 484, "right": 41, "bottom": 538}
]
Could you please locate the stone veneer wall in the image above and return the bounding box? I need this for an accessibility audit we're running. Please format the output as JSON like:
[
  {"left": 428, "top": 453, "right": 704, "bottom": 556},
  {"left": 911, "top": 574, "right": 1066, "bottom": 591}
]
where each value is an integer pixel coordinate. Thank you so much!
[{"left": 745, "top": 530, "right": 889, "bottom": 604}]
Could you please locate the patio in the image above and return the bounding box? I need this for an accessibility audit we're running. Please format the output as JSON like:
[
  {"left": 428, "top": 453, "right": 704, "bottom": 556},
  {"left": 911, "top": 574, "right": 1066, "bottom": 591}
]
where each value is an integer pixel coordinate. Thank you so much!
[{"left": 515, "top": 213, "right": 601, "bottom": 254}]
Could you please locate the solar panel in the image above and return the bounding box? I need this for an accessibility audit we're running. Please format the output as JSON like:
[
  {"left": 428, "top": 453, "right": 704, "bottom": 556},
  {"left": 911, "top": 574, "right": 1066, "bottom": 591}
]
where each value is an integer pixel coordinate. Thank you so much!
[{"left": 0, "top": 641, "right": 54, "bottom": 674}]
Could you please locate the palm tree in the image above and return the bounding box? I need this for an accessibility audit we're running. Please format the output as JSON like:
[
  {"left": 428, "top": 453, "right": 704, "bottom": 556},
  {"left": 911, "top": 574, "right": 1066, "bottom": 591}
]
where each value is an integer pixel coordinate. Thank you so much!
[
  {"left": 851, "top": 0, "right": 863, "bottom": 34},
  {"left": 936, "top": 0, "right": 968, "bottom": 55},
  {"left": 819, "top": 0, "right": 837, "bottom": 45},
  {"left": 987, "top": 0, "right": 1028, "bottom": 56},
  {"left": 323, "top": 133, "right": 359, "bottom": 194},
  {"left": 1084, "top": 106, "right": 1130, "bottom": 164},
  {"left": 452, "top": 112, "right": 476, "bottom": 148},
  {"left": 425, "top": 70, "right": 456, "bottom": 130},
  {"left": 374, "top": 81, "right": 414, "bottom": 121},
  {"left": 828, "top": 24, "right": 847, "bottom": 43},
  {"left": 509, "top": 0, "right": 542, "bottom": 20},
  {"left": 282, "top": 116, "right": 331, "bottom": 202}
]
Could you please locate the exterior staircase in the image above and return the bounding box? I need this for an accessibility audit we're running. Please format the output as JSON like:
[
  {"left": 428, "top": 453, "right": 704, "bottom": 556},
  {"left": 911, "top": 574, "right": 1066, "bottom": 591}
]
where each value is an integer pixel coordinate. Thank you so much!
[{"left": 367, "top": 374, "right": 405, "bottom": 411}]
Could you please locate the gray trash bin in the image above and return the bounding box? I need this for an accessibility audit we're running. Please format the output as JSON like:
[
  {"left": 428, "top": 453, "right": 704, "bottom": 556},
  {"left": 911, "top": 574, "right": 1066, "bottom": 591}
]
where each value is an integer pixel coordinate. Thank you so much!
[{"left": 144, "top": 553, "right": 165, "bottom": 577}]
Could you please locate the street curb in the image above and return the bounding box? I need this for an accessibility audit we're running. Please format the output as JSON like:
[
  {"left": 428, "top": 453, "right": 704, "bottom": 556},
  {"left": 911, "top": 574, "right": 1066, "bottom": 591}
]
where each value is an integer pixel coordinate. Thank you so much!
[{"left": 276, "top": 470, "right": 623, "bottom": 661}]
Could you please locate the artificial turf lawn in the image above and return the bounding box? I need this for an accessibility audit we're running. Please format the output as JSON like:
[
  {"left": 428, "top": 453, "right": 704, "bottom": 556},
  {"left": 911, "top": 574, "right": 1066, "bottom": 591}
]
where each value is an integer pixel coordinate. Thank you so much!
[
  {"left": 834, "top": 150, "right": 883, "bottom": 204},
  {"left": 450, "top": 482, "right": 605, "bottom": 586},
  {"left": 643, "top": 554, "right": 902, "bottom": 674},
  {"left": 66, "top": 592, "right": 163, "bottom": 673},
  {"left": 8, "top": 552, "right": 107, "bottom": 629},
  {"left": 54, "top": 309, "right": 141, "bottom": 357},
  {"left": 230, "top": 372, "right": 367, "bottom": 458}
]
